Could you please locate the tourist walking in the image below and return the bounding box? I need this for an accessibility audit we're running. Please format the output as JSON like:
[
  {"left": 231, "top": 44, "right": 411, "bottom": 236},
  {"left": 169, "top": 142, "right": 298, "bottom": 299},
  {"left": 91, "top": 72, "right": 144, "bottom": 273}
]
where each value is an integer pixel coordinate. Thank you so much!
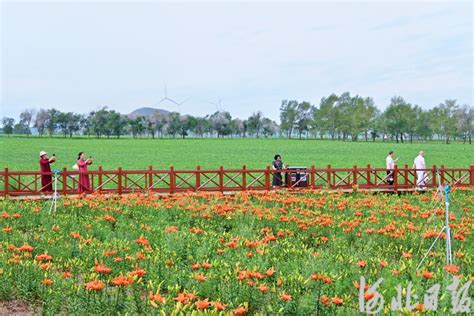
[
  {"left": 413, "top": 151, "right": 426, "bottom": 190},
  {"left": 386, "top": 151, "right": 399, "bottom": 186}
]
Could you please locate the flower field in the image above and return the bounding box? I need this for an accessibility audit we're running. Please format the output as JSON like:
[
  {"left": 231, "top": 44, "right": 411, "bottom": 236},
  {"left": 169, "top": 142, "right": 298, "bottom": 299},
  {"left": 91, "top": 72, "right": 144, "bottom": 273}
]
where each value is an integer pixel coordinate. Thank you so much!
[{"left": 0, "top": 189, "right": 473, "bottom": 314}]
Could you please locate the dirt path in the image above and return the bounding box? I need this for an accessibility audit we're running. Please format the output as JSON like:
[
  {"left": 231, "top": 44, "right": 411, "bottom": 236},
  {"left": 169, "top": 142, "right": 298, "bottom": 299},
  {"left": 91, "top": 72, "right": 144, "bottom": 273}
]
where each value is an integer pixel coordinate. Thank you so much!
[{"left": 0, "top": 300, "right": 37, "bottom": 316}]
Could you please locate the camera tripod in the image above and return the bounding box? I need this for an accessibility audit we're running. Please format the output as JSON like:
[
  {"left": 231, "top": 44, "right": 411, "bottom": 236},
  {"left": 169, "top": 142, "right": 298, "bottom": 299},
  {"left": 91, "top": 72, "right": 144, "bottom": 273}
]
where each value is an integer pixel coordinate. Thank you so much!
[
  {"left": 47, "top": 170, "right": 61, "bottom": 214},
  {"left": 416, "top": 184, "right": 453, "bottom": 271}
]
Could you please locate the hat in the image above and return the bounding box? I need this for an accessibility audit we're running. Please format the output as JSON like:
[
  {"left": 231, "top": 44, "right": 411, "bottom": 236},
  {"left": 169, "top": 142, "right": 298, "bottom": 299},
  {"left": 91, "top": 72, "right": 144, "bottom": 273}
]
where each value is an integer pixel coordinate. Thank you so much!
[{"left": 39, "top": 151, "right": 47, "bottom": 157}]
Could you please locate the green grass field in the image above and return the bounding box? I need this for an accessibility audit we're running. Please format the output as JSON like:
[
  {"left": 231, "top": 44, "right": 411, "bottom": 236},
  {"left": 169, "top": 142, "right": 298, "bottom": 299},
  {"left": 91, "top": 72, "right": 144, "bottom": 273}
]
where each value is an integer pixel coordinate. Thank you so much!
[{"left": 0, "top": 136, "right": 472, "bottom": 171}]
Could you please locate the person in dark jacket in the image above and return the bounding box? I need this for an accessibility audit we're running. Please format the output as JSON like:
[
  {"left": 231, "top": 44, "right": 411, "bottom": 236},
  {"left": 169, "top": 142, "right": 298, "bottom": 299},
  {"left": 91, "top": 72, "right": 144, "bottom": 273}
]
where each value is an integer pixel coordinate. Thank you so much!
[{"left": 272, "top": 154, "right": 285, "bottom": 188}]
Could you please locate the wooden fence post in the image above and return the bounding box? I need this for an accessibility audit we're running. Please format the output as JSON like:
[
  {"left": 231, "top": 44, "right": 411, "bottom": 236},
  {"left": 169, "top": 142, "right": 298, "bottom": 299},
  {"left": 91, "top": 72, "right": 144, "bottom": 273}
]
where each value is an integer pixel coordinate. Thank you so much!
[
  {"left": 440, "top": 165, "right": 445, "bottom": 185},
  {"left": 148, "top": 166, "right": 153, "bottom": 191},
  {"left": 196, "top": 166, "right": 201, "bottom": 191},
  {"left": 310, "top": 165, "right": 315, "bottom": 189},
  {"left": 124, "top": 168, "right": 127, "bottom": 188},
  {"left": 98, "top": 166, "right": 103, "bottom": 192},
  {"left": 432, "top": 165, "right": 437, "bottom": 188},
  {"left": 352, "top": 165, "right": 357, "bottom": 186},
  {"left": 393, "top": 165, "right": 398, "bottom": 193},
  {"left": 326, "top": 164, "right": 331, "bottom": 189},
  {"left": 366, "top": 164, "right": 371, "bottom": 187},
  {"left": 117, "top": 167, "right": 123, "bottom": 195},
  {"left": 404, "top": 164, "right": 409, "bottom": 187},
  {"left": 62, "top": 168, "right": 67, "bottom": 194},
  {"left": 219, "top": 166, "right": 224, "bottom": 193},
  {"left": 169, "top": 166, "right": 175, "bottom": 194},
  {"left": 4, "top": 168, "right": 9, "bottom": 196},
  {"left": 470, "top": 165, "right": 474, "bottom": 186},
  {"left": 242, "top": 165, "right": 247, "bottom": 190},
  {"left": 265, "top": 166, "right": 271, "bottom": 191}
]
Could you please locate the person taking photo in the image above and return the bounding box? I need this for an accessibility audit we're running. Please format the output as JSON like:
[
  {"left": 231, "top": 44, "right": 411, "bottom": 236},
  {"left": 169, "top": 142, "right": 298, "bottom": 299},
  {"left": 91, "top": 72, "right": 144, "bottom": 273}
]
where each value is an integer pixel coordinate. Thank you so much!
[
  {"left": 77, "top": 152, "right": 93, "bottom": 193},
  {"left": 39, "top": 151, "right": 56, "bottom": 192}
]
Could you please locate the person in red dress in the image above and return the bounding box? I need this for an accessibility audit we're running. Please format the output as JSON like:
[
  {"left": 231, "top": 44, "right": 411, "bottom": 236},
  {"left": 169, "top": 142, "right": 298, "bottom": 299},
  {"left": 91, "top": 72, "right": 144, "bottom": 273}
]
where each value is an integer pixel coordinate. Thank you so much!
[
  {"left": 39, "top": 151, "right": 56, "bottom": 192},
  {"left": 77, "top": 152, "right": 93, "bottom": 193}
]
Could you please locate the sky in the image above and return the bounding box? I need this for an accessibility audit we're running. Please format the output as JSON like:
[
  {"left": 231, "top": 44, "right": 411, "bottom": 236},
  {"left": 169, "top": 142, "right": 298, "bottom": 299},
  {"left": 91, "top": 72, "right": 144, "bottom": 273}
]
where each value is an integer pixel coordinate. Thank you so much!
[{"left": 1, "top": 1, "right": 472, "bottom": 122}]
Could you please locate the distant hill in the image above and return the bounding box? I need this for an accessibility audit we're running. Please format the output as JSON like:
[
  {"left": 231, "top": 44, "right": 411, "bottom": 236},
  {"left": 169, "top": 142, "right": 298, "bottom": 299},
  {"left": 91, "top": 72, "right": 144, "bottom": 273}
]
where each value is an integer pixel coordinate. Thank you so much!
[{"left": 128, "top": 107, "right": 171, "bottom": 118}]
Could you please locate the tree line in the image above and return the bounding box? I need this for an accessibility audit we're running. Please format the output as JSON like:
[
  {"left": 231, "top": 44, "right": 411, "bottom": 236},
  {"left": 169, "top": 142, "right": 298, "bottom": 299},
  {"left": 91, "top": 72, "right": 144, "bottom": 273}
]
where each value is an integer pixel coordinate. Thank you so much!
[
  {"left": 1, "top": 93, "right": 472, "bottom": 143},
  {"left": 281, "top": 93, "right": 472, "bottom": 144},
  {"left": 1, "top": 108, "right": 278, "bottom": 140}
]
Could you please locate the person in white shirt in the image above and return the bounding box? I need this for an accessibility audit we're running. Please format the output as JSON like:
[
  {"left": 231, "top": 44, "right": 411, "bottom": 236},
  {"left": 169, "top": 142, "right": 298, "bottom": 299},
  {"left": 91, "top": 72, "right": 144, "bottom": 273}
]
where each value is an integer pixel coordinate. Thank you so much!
[
  {"left": 412, "top": 151, "right": 426, "bottom": 190},
  {"left": 386, "top": 151, "right": 399, "bottom": 185}
]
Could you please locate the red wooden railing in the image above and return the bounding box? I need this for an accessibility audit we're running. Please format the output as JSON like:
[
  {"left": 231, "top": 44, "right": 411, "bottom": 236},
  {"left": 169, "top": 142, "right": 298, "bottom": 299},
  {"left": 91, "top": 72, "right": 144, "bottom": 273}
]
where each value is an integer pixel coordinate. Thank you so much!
[{"left": 0, "top": 165, "right": 473, "bottom": 196}]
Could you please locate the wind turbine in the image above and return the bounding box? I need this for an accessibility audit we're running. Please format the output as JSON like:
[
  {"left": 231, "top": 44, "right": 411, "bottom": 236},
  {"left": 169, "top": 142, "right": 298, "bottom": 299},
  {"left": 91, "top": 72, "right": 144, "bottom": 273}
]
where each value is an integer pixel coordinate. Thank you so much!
[
  {"left": 208, "top": 98, "right": 224, "bottom": 112},
  {"left": 155, "top": 82, "right": 190, "bottom": 113}
]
